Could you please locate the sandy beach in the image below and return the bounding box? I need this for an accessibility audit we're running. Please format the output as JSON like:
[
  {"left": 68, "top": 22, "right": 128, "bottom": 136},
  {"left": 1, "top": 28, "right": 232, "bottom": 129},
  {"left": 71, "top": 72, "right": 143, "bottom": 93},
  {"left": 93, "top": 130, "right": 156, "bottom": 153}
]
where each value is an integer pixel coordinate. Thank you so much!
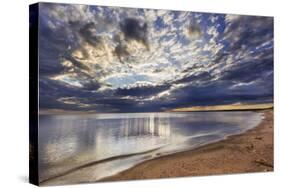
[{"left": 102, "top": 110, "right": 273, "bottom": 182}]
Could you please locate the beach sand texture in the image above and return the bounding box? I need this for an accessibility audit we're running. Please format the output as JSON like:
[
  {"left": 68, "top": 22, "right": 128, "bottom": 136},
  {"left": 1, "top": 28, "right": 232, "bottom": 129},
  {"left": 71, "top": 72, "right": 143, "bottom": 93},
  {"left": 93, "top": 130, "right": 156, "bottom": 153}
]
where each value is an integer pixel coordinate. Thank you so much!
[{"left": 102, "top": 110, "right": 273, "bottom": 182}]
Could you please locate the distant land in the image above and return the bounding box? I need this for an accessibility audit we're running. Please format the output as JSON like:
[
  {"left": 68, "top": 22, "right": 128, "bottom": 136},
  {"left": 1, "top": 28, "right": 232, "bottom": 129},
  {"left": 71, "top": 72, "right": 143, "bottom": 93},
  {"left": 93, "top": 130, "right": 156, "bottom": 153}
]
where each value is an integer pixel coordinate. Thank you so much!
[
  {"left": 170, "top": 103, "right": 273, "bottom": 112},
  {"left": 39, "top": 103, "right": 273, "bottom": 115},
  {"left": 39, "top": 109, "right": 97, "bottom": 115}
]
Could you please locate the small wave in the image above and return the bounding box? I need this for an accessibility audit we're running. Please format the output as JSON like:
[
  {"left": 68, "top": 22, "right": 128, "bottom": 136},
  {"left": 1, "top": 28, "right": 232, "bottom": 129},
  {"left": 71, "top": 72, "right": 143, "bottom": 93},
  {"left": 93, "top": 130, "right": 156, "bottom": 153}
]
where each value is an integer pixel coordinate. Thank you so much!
[{"left": 40, "top": 146, "right": 163, "bottom": 184}]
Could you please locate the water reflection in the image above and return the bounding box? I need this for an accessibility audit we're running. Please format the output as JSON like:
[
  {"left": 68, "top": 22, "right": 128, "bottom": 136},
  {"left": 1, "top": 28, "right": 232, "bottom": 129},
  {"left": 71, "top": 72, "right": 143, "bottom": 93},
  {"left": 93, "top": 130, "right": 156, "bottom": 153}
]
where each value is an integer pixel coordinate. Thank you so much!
[
  {"left": 38, "top": 111, "right": 262, "bottom": 182},
  {"left": 118, "top": 114, "right": 171, "bottom": 138}
]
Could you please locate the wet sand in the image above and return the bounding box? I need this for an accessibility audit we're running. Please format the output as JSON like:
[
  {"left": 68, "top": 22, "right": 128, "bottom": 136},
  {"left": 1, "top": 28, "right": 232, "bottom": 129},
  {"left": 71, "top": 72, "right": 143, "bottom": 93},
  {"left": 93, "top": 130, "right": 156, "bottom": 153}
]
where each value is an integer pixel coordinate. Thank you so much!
[{"left": 102, "top": 110, "right": 273, "bottom": 182}]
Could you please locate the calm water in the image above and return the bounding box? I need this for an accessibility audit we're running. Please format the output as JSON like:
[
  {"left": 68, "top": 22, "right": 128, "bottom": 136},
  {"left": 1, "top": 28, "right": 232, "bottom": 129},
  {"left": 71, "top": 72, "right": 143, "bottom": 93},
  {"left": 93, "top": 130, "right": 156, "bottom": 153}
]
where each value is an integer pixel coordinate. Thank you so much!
[{"left": 38, "top": 111, "right": 262, "bottom": 184}]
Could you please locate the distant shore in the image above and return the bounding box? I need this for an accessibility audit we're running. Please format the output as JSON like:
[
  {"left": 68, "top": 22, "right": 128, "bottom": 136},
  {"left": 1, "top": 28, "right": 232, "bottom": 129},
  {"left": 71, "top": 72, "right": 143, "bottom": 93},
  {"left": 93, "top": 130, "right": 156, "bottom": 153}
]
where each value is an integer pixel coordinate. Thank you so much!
[
  {"left": 102, "top": 110, "right": 273, "bottom": 182},
  {"left": 170, "top": 103, "right": 273, "bottom": 112}
]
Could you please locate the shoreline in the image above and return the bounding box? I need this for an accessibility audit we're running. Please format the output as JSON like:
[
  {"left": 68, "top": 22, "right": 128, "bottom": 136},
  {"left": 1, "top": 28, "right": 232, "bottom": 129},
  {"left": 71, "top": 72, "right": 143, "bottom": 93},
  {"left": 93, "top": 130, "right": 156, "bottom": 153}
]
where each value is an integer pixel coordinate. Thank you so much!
[{"left": 101, "top": 110, "right": 273, "bottom": 182}]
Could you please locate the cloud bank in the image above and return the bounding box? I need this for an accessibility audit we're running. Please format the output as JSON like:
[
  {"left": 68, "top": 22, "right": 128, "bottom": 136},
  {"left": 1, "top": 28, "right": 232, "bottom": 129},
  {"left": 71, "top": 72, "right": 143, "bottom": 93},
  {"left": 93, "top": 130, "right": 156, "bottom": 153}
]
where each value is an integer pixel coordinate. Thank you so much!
[{"left": 37, "top": 3, "right": 273, "bottom": 113}]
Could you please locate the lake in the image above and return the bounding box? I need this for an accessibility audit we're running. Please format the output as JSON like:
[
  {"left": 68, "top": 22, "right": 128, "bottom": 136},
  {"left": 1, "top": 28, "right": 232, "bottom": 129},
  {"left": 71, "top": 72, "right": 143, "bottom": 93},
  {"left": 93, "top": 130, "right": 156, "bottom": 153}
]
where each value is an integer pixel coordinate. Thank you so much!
[{"left": 38, "top": 111, "right": 262, "bottom": 184}]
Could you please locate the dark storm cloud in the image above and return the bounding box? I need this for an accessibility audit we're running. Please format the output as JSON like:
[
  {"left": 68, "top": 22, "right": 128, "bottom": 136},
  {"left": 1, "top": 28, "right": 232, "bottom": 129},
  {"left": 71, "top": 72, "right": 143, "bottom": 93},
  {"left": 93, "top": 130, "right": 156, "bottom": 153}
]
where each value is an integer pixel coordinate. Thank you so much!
[
  {"left": 63, "top": 53, "right": 90, "bottom": 71},
  {"left": 215, "top": 16, "right": 274, "bottom": 85},
  {"left": 113, "top": 42, "right": 130, "bottom": 63},
  {"left": 120, "top": 18, "right": 149, "bottom": 48},
  {"left": 223, "top": 16, "right": 273, "bottom": 53},
  {"left": 40, "top": 79, "right": 89, "bottom": 100},
  {"left": 109, "top": 79, "right": 273, "bottom": 112},
  {"left": 81, "top": 80, "right": 102, "bottom": 91},
  {"left": 79, "top": 22, "right": 102, "bottom": 47},
  {"left": 175, "top": 71, "right": 212, "bottom": 84},
  {"left": 39, "top": 20, "right": 68, "bottom": 76},
  {"left": 181, "top": 63, "right": 205, "bottom": 73},
  {"left": 112, "top": 18, "right": 150, "bottom": 62},
  {"left": 164, "top": 81, "right": 273, "bottom": 109},
  {"left": 198, "top": 15, "right": 274, "bottom": 106},
  {"left": 186, "top": 25, "right": 202, "bottom": 38},
  {"left": 39, "top": 78, "right": 112, "bottom": 112},
  {"left": 39, "top": 79, "right": 84, "bottom": 110},
  {"left": 220, "top": 54, "right": 273, "bottom": 83},
  {"left": 40, "top": 77, "right": 159, "bottom": 113}
]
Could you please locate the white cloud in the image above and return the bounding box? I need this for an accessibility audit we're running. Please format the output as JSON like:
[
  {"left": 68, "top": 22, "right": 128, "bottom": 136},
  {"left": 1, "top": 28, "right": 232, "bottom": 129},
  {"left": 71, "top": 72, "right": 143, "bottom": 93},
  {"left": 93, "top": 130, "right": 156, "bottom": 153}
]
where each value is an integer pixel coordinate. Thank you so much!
[
  {"left": 207, "top": 26, "right": 219, "bottom": 39},
  {"left": 225, "top": 14, "right": 240, "bottom": 24},
  {"left": 144, "top": 9, "right": 158, "bottom": 22},
  {"left": 210, "top": 15, "right": 218, "bottom": 23}
]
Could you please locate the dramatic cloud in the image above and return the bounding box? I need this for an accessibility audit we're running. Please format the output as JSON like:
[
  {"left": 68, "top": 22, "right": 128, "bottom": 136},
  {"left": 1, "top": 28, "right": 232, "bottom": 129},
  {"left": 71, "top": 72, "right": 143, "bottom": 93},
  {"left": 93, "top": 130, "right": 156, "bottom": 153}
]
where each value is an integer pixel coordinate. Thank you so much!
[
  {"left": 37, "top": 3, "right": 273, "bottom": 113},
  {"left": 185, "top": 25, "right": 202, "bottom": 39},
  {"left": 120, "top": 18, "right": 149, "bottom": 49}
]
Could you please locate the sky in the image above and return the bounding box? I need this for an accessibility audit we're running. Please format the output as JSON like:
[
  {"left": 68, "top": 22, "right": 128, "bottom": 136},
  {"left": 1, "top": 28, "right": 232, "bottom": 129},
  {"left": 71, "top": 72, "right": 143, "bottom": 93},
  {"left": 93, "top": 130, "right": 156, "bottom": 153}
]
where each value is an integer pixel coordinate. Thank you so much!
[{"left": 36, "top": 3, "right": 273, "bottom": 113}]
